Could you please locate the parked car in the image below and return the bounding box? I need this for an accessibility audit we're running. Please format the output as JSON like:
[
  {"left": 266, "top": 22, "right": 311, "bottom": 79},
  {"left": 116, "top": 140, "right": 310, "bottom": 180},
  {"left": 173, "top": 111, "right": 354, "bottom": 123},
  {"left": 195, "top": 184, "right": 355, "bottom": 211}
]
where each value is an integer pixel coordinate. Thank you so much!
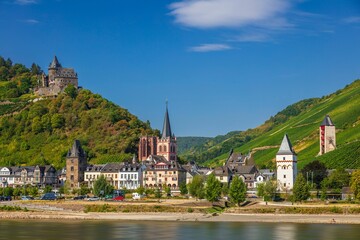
[
  {"left": 0, "top": 196, "right": 12, "bottom": 201},
  {"left": 21, "top": 196, "right": 34, "bottom": 200},
  {"left": 73, "top": 195, "right": 88, "bottom": 200},
  {"left": 113, "top": 195, "right": 125, "bottom": 201},
  {"left": 86, "top": 196, "right": 100, "bottom": 201},
  {"left": 40, "top": 192, "right": 57, "bottom": 200},
  {"left": 132, "top": 193, "right": 144, "bottom": 200}
]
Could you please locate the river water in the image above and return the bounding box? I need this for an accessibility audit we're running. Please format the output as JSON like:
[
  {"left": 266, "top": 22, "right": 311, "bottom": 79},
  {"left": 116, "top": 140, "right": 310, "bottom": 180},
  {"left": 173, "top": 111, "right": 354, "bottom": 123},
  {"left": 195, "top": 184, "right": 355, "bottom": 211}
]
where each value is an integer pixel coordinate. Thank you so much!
[{"left": 0, "top": 220, "right": 359, "bottom": 240}]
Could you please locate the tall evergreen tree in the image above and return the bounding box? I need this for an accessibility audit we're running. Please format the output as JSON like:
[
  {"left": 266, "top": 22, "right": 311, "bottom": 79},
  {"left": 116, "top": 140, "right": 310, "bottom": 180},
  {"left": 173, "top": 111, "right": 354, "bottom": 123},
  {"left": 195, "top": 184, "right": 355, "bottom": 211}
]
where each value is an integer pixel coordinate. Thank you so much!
[
  {"left": 93, "top": 175, "right": 113, "bottom": 197},
  {"left": 205, "top": 173, "right": 222, "bottom": 203},
  {"left": 188, "top": 175, "right": 205, "bottom": 199},
  {"left": 293, "top": 174, "right": 310, "bottom": 202},
  {"left": 229, "top": 175, "right": 247, "bottom": 206}
]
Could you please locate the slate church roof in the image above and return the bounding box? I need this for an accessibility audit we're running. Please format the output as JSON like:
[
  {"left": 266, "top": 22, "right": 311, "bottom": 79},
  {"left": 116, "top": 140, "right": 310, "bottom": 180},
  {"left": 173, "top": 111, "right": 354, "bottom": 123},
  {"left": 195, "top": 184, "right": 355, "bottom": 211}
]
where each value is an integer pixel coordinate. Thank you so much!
[{"left": 161, "top": 104, "right": 173, "bottom": 139}]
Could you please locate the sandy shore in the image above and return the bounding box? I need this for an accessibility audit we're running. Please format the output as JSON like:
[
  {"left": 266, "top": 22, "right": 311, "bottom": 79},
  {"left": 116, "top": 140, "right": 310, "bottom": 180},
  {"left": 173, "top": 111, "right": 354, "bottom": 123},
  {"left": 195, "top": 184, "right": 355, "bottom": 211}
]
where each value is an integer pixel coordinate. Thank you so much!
[{"left": 1, "top": 211, "right": 360, "bottom": 224}]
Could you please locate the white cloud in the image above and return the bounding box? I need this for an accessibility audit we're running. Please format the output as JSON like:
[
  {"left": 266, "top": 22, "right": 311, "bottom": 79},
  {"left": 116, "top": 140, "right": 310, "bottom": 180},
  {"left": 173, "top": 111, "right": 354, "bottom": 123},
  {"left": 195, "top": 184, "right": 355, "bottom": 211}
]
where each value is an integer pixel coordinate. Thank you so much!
[
  {"left": 343, "top": 16, "right": 360, "bottom": 24},
  {"left": 189, "top": 43, "right": 232, "bottom": 52},
  {"left": 14, "top": 0, "right": 37, "bottom": 5},
  {"left": 24, "top": 19, "right": 39, "bottom": 24},
  {"left": 234, "top": 32, "right": 270, "bottom": 42},
  {"left": 169, "top": 0, "right": 290, "bottom": 29}
]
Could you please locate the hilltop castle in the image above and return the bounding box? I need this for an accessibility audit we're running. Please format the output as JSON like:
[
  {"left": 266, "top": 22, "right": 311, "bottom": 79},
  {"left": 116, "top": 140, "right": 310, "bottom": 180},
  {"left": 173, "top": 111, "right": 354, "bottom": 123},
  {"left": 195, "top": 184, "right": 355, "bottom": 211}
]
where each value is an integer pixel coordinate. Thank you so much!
[{"left": 36, "top": 56, "right": 78, "bottom": 96}]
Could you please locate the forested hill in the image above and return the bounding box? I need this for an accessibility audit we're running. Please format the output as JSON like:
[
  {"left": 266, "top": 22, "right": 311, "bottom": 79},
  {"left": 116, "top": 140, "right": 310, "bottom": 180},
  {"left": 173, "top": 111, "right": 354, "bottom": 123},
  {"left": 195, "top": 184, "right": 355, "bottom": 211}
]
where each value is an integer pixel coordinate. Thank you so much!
[
  {"left": 180, "top": 79, "right": 360, "bottom": 170},
  {"left": 0, "top": 56, "right": 158, "bottom": 169}
]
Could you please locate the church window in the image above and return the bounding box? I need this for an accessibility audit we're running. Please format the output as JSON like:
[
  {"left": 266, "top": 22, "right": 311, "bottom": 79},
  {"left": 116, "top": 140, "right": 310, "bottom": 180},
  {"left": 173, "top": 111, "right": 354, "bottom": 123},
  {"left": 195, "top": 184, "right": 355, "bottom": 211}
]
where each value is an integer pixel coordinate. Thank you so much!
[
  {"left": 284, "top": 183, "right": 286, "bottom": 187},
  {"left": 283, "top": 157, "right": 285, "bottom": 160},
  {"left": 164, "top": 146, "right": 167, "bottom": 152},
  {"left": 283, "top": 175, "right": 286, "bottom": 178},
  {"left": 159, "top": 145, "right": 163, "bottom": 152}
]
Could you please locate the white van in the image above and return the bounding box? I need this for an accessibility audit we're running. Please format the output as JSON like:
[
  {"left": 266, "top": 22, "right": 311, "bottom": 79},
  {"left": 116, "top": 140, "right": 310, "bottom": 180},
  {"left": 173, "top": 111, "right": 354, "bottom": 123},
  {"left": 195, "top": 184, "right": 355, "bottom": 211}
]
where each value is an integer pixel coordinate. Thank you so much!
[{"left": 132, "top": 193, "right": 143, "bottom": 200}]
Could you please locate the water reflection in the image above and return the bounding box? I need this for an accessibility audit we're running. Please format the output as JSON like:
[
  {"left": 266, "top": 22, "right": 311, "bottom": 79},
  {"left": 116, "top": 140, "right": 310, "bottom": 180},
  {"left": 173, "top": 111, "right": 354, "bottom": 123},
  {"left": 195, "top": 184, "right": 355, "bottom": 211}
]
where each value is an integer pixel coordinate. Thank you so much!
[{"left": 0, "top": 220, "right": 359, "bottom": 240}]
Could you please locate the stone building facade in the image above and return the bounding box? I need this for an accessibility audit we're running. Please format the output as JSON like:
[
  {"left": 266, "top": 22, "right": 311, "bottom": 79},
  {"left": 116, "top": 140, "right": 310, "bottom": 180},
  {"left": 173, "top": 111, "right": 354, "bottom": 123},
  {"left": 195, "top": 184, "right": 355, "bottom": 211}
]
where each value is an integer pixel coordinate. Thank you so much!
[{"left": 66, "top": 140, "right": 87, "bottom": 188}]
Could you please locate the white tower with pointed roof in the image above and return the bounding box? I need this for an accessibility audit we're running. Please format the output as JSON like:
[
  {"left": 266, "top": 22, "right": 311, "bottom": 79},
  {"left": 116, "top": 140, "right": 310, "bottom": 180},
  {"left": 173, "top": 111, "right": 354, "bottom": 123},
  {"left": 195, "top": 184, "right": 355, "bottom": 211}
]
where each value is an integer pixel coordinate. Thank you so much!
[
  {"left": 276, "top": 134, "right": 297, "bottom": 190},
  {"left": 319, "top": 115, "right": 336, "bottom": 155}
]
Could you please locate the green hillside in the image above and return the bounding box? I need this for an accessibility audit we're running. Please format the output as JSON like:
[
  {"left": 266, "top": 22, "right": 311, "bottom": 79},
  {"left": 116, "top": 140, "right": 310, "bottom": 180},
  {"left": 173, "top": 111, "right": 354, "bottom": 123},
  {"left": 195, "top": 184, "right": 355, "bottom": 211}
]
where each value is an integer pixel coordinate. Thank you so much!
[
  {"left": 0, "top": 56, "right": 158, "bottom": 169},
  {"left": 177, "top": 136, "right": 213, "bottom": 154},
  {"left": 181, "top": 80, "right": 360, "bottom": 170}
]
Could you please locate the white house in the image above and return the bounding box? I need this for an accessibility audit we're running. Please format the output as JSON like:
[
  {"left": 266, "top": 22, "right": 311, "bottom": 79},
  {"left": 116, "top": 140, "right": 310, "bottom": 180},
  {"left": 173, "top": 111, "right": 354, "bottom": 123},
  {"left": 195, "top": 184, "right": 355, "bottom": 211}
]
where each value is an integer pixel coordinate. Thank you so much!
[
  {"left": 276, "top": 134, "right": 297, "bottom": 191},
  {"left": 119, "top": 162, "right": 145, "bottom": 190},
  {"left": 0, "top": 167, "right": 14, "bottom": 187}
]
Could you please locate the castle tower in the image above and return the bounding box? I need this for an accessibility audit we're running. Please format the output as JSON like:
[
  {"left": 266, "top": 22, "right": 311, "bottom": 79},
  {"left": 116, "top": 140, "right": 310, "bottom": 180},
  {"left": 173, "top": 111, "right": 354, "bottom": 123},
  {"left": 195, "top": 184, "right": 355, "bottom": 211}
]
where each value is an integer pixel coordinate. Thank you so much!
[
  {"left": 66, "top": 140, "right": 87, "bottom": 188},
  {"left": 157, "top": 103, "right": 177, "bottom": 161},
  {"left": 48, "top": 56, "right": 62, "bottom": 84},
  {"left": 319, "top": 115, "right": 336, "bottom": 155},
  {"left": 276, "top": 134, "right": 297, "bottom": 191},
  {"left": 138, "top": 136, "right": 157, "bottom": 161}
]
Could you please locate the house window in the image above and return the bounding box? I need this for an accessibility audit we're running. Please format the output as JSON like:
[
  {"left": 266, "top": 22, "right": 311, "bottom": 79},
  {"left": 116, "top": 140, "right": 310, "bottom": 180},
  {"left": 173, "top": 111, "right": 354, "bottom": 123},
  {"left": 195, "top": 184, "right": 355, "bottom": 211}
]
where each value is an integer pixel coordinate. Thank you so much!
[{"left": 220, "top": 176, "right": 223, "bottom": 180}]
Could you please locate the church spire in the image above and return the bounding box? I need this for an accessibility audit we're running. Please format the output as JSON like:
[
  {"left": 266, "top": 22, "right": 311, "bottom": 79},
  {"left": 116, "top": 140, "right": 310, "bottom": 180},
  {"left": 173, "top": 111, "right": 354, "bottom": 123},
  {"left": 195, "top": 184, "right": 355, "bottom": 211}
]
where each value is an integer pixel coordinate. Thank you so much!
[
  {"left": 161, "top": 101, "right": 172, "bottom": 139},
  {"left": 49, "top": 55, "right": 62, "bottom": 69}
]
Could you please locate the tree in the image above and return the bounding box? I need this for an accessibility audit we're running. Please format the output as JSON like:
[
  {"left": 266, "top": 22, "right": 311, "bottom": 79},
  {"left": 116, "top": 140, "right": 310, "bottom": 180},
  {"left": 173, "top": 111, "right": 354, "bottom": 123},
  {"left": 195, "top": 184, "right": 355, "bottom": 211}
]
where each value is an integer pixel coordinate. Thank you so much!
[
  {"left": 293, "top": 174, "right": 310, "bottom": 202},
  {"left": 229, "top": 176, "right": 247, "bottom": 206},
  {"left": 188, "top": 175, "right": 205, "bottom": 199},
  {"left": 44, "top": 185, "right": 53, "bottom": 193},
  {"left": 326, "top": 168, "right": 350, "bottom": 190},
  {"left": 350, "top": 170, "right": 360, "bottom": 200},
  {"left": 64, "top": 84, "right": 78, "bottom": 99},
  {"left": 205, "top": 173, "right": 222, "bottom": 203},
  {"left": 79, "top": 183, "right": 91, "bottom": 196},
  {"left": 93, "top": 175, "right": 114, "bottom": 197},
  {"left": 51, "top": 114, "right": 65, "bottom": 129},
  {"left": 28, "top": 186, "right": 39, "bottom": 197},
  {"left": 136, "top": 186, "right": 145, "bottom": 195},
  {"left": 257, "top": 181, "right": 277, "bottom": 202},
  {"left": 301, "top": 160, "right": 327, "bottom": 189},
  {"left": 154, "top": 188, "right": 162, "bottom": 199},
  {"left": 165, "top": 185, "right": 171, "bottom": 197},
  {"left": 179, "top": 182, "right": 188, "bottom": 195}
]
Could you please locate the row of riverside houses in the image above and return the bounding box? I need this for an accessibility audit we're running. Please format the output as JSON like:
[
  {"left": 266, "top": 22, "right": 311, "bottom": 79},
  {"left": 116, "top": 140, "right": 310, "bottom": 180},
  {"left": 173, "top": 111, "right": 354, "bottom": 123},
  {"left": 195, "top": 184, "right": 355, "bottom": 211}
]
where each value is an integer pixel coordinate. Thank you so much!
[
  {"left": 0, "top": 165, "right": 58, "bottom": 188},
  {"left": 1, "top": 106, "right": 338, "bottom": 194}
]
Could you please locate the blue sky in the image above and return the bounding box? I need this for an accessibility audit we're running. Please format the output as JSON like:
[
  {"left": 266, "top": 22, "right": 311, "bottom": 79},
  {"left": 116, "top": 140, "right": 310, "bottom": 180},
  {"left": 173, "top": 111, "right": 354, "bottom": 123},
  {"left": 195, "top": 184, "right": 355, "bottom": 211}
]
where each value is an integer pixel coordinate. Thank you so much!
[{"left": 1, "top": 0, "right": 359, "bottom": 137}]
